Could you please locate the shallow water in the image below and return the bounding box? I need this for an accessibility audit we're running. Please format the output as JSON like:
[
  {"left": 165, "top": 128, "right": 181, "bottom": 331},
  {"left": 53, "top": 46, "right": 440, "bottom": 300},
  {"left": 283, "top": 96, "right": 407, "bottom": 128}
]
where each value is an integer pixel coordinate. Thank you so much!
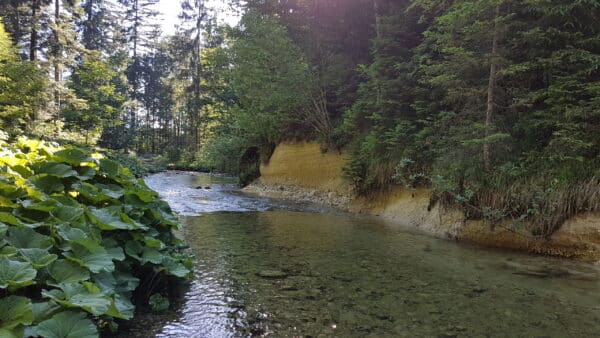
[{"left": 134, "top": 172, "right": 600, "bottom": 338}]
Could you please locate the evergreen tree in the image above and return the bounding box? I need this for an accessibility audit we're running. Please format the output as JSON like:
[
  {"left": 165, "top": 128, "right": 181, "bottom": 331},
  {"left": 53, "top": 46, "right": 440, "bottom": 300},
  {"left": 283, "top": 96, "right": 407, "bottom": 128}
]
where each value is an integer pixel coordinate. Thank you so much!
[
  {"left": 49, "top": 0, "right": 83, "bottom": 135},
  {"left": 118, "top": 0, "right": 160, "bottom": 136},
  {"left": 0, "top": 20, "right": 46, "bottom": 135},
  {"left": 63, "top": 51, "right": 124, "bottom": 144},
  {"left": 341, "top": 1, "right": 428, "bottom": 192},
  {"left": 417, "top": 0, "right": 516, "bottom": 185},
  {"left": 228, "top": 11, "right": 312, "bottom": 146},
  {"left": 80, "top": 0, "right": 117, "bottom": 50},
  {"left": 176, "top": 0, "right": 209, "bottom": 151}
]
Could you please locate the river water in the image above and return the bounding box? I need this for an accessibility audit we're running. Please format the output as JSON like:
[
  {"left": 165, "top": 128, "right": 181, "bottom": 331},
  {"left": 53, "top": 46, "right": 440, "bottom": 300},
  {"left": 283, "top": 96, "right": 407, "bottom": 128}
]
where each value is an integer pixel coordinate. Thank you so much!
[{"left": 130, "top": 171, "right": 600, "bottom": 337}]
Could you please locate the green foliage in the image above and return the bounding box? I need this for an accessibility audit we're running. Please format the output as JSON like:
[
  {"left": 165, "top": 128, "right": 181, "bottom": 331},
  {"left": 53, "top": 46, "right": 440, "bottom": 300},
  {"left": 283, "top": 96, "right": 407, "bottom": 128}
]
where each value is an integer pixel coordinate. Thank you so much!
[
  {"left": 0, "top": 138, "right": 191, "bottom": 337},
  {"left": 148, "top": 293, "right": 169, "bottom": 313},
  {"left": 63, "top": 52, "right": 125, "bottom": 144},
  {"left": 105, "top": 151, "right": 166, "bottom": 178},
  {"left": 195, "top": 133, "right": 246, "bottom": 174},
  {"left": 229, "top": 11, "right": 313, "bottom": 145},
  {"left": 0, "top": 21, "right": 46, "bottom": 136}
]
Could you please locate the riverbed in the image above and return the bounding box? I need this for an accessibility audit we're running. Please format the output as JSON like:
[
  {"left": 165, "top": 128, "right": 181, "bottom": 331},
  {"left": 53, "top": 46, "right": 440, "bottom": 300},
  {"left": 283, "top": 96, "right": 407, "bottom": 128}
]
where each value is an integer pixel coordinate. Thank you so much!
[{"left": 127, "top": 171, "right": 600, "bottom": 337}]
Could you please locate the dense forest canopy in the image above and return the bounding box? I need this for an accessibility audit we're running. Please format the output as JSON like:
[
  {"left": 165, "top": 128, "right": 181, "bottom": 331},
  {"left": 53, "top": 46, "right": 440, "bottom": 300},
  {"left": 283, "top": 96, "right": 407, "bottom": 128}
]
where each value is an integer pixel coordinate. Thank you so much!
[{"left": 0, "top": 0, "right": 598, "bottom": 237}]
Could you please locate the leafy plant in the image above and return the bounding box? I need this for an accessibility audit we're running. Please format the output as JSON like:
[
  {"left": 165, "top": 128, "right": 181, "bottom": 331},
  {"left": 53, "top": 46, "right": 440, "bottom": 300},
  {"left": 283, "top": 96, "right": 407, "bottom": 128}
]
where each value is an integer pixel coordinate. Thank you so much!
[
  {"left": 0, "top": 138, "right": 192, "bottom": 337},
  {"left": 148, "top": 294, "right": 169, "bottom": 313}
]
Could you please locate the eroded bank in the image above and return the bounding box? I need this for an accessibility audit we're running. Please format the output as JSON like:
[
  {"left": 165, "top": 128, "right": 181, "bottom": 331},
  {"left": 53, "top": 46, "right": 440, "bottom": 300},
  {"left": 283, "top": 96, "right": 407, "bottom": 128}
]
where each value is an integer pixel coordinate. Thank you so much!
[{"left": 244, "top": 142, "right": 600, "bottom": 262}]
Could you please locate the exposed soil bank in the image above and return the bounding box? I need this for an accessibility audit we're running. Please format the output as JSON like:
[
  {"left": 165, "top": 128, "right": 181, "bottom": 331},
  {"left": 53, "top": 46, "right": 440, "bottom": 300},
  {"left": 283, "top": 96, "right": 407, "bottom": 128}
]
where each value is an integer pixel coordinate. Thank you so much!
[{"left": 244, "top": 142, "right": 600, "bottom": 263}]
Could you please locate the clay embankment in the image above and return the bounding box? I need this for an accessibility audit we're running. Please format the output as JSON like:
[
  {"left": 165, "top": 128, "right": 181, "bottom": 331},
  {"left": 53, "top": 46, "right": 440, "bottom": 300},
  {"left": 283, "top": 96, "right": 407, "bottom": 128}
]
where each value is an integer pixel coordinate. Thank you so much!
[{"left": 244, "top": 142, "right": 600, "bottom": 262}]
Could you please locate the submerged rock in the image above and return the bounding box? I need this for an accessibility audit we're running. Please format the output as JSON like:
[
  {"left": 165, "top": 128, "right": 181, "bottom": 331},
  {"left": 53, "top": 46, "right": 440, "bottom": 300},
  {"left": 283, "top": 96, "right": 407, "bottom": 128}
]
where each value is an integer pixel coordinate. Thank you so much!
[{"left": 257, "top": 270, "right": 288, "bottom": 279}]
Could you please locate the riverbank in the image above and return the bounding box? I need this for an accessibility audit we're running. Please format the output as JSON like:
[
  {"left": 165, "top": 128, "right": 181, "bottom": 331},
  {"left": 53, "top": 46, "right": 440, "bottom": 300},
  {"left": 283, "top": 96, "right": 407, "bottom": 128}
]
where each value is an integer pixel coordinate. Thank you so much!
[{"left": 244, "top": 142, "right": 600, "bottom": 263}]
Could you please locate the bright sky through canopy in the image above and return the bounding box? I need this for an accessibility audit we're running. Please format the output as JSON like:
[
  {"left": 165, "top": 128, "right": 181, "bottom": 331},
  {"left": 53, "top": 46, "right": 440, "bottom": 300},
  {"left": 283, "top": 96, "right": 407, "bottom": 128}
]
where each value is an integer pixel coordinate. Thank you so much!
[{"left": 157, "top": 0, "right": 240, "bottom": 36}]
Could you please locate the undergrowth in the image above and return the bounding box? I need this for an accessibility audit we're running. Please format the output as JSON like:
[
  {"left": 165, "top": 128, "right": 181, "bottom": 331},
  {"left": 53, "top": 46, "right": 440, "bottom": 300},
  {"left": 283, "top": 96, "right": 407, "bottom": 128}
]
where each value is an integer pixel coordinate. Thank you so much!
[{"left": 0, "top": 138, "right": 192, "bottom": 337}]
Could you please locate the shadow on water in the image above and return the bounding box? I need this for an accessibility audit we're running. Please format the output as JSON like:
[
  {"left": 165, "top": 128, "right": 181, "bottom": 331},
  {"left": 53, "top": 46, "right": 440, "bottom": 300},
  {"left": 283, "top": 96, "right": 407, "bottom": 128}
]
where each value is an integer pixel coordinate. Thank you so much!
[{"left": 123, "top": 172, "right": 600, "bottom": 338}]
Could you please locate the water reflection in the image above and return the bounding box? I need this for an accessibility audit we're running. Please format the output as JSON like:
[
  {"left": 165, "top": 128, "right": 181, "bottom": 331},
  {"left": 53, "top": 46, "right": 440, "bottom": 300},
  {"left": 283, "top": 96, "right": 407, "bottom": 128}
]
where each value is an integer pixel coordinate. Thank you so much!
[{"left": 136, "top": 172, "right": 600, "bottom": 338}]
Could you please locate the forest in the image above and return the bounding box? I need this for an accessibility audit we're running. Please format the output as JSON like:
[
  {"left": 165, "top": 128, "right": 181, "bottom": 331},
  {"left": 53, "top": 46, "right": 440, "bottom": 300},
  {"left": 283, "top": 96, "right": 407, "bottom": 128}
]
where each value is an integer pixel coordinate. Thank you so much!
[
  {"left": 0, "top": 0, "right": 598, "bottom": 335},
  {"left": 1, "top": 0, "right": 598, "bottom": 214}
]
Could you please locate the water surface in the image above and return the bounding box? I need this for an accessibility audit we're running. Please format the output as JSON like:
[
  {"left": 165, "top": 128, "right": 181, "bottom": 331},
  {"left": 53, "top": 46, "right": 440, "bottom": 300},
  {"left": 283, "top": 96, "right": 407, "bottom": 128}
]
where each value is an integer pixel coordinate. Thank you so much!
[{"left": 134, "top": 171, "right": 600, "bottom": 337}]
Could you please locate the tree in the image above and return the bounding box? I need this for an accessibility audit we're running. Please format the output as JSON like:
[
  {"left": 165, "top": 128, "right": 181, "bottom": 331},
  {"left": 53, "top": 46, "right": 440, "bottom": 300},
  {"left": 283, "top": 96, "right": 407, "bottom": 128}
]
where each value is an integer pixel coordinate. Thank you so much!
[
  {"left": 175, "top": 0, "right": 209, "bottom": 151},
  {"left": 340, "top": 0, "right": 428, "bottom": 192},
  {"left": 63, "top": 51, "right": 124, "bottom": 144},
  {"left": 0, "top": 20, "right": 46, "bottom": 135},
  {"left": 418, "top": 0, "right": 514, "bottom": 180},
  {"left": 80, "top": 0, "right": 117, "bottom": 50},
  {"left": 118, "top": 0, "right": 160, "bottom": 135},
  {"left": 229, "top": 11, "right": 312, "bottom": 145},
  {"left": 48, "top": 0, "right": 83, "bottom": 135},
  {"left": 505, "top": 0, "right": 600, "bottom": 179}
]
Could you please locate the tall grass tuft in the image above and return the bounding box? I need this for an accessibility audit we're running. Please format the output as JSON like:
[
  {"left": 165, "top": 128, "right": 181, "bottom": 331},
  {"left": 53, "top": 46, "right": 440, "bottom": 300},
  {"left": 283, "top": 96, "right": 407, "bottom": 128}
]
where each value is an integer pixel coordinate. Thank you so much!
[{"left": 472, "top": 177, "right": 600, "bottom": 238}]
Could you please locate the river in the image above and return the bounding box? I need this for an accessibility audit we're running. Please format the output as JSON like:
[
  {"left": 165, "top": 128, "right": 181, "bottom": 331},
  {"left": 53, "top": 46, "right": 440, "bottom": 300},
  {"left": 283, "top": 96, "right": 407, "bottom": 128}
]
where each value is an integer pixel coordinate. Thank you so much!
[{"left": 126, "top": 171, "right": 600, "bottom": 337}]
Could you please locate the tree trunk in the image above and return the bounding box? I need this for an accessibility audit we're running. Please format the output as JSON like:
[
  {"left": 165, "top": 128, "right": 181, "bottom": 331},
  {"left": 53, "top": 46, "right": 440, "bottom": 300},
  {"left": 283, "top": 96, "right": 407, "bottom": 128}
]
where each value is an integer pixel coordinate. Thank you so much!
[
  {"left": 53, "top": 0, "right": 61, "bottom": 136},
  {"left": 131, "top": 0, "right": 139, "bottom": 134},
  {"left": 30, "top": 0, "right": 40, "bottom": 61},
  {"left": 84, "top": 0, "right": 94, "bottom": 48},
  {"left": 483, "top": 5, "right": 500, "bottom": 172}
]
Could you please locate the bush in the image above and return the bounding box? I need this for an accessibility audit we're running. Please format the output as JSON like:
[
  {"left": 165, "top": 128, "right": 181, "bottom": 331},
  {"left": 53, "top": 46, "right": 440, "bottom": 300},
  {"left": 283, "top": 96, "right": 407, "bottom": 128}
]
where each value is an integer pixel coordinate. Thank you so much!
[
  {"left": 104, "top": 151, "right": 148, "bottom": 178},
  {"left": 0, "top": 138, "right": 192, "bottom": 337}
]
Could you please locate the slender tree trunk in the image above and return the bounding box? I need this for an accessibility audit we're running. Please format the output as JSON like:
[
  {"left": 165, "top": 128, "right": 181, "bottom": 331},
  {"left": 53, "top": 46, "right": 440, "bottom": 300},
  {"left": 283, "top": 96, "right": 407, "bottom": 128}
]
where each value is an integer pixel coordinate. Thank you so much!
[
  {"left": 30, "top": 0, "right": 40, "bottom": 61},
  {"left": 483, "top": 5, "right": 500, "bottom": 172},
  {"left": 373, "top": 0, "right": 382, "bottom": 39},
  {"left": 194, "top": 2, "right": 203, "bottom": 151},
  {"left": 132, "top": 0, "right": 139, "bottom": 132},
  {"left": 84, "top": 0, "right": 94, "bottom": 48},
  {"left": 9, "top": 0, "right": 23, "bottom": 47},
  {"left": 53, "top": 0, "right": 61, "bottom": 137}
]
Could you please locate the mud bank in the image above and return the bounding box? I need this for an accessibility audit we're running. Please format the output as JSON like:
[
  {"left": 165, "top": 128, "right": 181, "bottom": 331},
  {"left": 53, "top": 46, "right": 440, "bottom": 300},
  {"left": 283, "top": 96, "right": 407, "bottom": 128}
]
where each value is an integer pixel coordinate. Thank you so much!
[{"left": 244, "top": 142, "right": 600, "bottom": 263}]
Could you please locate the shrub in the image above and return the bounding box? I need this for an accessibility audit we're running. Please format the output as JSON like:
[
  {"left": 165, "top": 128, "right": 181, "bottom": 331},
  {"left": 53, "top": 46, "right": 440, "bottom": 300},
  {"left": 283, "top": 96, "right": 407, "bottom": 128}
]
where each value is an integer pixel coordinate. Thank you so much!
[{"left": 0, "top": 138, "right": 192, "bottom": 337}]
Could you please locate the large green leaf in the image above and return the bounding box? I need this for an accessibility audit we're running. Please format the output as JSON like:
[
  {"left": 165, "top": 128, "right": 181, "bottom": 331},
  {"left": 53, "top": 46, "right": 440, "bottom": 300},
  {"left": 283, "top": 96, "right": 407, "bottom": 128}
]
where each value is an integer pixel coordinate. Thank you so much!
[
  {"left": 0, "top": 327, "right": 22, "bottom": 338},
  {"left": 51, "top": 205, "right": 84, "bottom": 222},
  {"left": 162, "top": 256, "right": 191, "bottom": 278},
  {"left": 74, "top": 183, "right": 113, "bottom": 204},
  {"left": 105, "top": 293, "right": 134, "bottom": 320},
  {"left": 124, "top": 240, "right": 143, "bottom": 261},
  {"left": 6, "top": 227, "right": 53, "bottom": 250},
  {"left": 76, "top": 166, "right": 96, "bottom": 181},
  {"left": 31, "top": 301, "right": 61, "bottom": 325},
  {"left": 32, "top": 162, "right": 78, "bottom": 178},
  {"left": 18, "top": 249, "right": 57, "bottom": 269},
  {"left": 52, "top": 149, "right": 91, "bottom": 166},
  {"left": 27, "top": 175, "right": 65, "bottom": 194},
  {"left": 56, "top": 224, "right": 88, "bottom": 243},
  {"left": 21, "top": 199, "right": 58, "bottom": 212},
  {"left": 94, "top": 184, "right": 124, "bottom": 199},
  {"left": 98, "top": 159, "right": 122, "bottom": 178},
  {"left": 63, "top": 250, "right": 114, "bottom": 274},
  {"left": 47, "top": 260, "right": 89, "bottom": 284},
  {"left": 113, "top": 271, "right": 139, "bottom": 293},
  {"left": 0, "top": 296, "right": 33, "bottom": 329},
  {"left": 0, "top": 196, "right": 16, "bottom": 208},
  {"left": 0, "top": 257, "right": 36, "bottom": 290},
  {"left": 42, "top": 283, "right": 111, "bottom": 316},
  {"left": 31, "top": 311, "right": 98, "bottom": 338},
  {"left": 0, "top": 212, "right": 22, "bottom": 226},
  {"left": 86, "top": 207, "right": 139, "bottom": 231},
  {"left": 141, "top": 247, "right": 164, "bottom": 265},
  {"left": 0, "top": 245, "right": 17, "bottom": 258},
  {"left": 0, "top": 181, "right": 26, "bottom": 200}
]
